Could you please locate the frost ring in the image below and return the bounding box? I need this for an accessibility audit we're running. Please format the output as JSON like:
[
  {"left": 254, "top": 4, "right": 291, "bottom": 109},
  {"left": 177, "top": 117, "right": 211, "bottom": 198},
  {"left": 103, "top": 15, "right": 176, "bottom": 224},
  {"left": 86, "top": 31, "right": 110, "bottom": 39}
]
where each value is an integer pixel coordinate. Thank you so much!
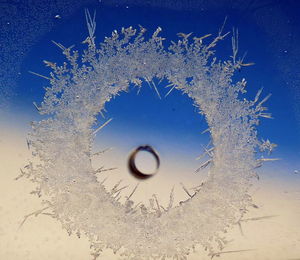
[{"left": 26, "top": 14, "right": 271, "bottom": 260}]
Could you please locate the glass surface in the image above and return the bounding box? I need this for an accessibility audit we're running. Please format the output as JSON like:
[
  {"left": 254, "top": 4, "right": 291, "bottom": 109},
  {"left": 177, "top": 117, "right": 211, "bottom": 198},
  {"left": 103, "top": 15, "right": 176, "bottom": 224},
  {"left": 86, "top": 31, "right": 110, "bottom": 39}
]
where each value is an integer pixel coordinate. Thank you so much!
[{"left": 0, "top": 1, "right": 300, "bottom": 259}]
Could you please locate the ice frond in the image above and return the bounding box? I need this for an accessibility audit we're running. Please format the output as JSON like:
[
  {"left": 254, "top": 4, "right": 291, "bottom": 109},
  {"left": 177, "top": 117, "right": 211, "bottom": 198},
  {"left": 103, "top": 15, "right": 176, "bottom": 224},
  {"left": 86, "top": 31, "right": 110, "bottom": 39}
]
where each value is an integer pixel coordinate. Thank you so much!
[
  {"left": 84, "top": 9, "right": 96, "bottom": 46},
  {"left": 24, "top": 14, "right": 275, "bottom": 260}
]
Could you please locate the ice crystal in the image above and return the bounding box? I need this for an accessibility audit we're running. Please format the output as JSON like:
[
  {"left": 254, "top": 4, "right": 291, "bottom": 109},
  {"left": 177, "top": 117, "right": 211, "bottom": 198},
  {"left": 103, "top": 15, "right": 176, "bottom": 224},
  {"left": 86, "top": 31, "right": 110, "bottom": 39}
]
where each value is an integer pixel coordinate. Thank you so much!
[{"left": 23, "top": 10, "right": 275, "bottom": 259}]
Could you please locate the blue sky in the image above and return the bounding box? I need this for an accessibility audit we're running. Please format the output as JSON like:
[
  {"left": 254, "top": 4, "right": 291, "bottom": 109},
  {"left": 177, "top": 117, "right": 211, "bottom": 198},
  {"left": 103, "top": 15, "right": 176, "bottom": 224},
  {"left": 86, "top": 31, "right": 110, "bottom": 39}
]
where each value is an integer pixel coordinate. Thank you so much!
[{"left": 3, "top": 0, "right": 300, "bottom": 177}]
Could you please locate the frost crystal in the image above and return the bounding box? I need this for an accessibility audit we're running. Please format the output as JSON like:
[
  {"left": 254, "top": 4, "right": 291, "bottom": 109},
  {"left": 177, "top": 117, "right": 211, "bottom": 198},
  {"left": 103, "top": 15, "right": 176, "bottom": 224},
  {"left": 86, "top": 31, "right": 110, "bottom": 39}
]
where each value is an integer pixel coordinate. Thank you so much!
[{"left": 23, "top": 11, "right": 275, "bottom": 259}]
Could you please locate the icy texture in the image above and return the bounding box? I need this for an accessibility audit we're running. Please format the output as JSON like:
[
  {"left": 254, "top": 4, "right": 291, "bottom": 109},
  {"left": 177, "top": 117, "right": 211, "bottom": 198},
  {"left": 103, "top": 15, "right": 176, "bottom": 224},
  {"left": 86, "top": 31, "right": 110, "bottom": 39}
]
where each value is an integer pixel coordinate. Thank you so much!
[{"left": 23, "top": 13, "right": 275, "bottom": 260}]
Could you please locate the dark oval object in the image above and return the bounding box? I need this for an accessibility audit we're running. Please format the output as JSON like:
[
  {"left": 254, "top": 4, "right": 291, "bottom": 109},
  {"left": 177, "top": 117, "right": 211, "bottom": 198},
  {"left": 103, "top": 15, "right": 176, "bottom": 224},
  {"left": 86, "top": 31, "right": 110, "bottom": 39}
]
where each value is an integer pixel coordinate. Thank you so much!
[{"left": 128, "top": 145, "right": 160, "bottom": 180}]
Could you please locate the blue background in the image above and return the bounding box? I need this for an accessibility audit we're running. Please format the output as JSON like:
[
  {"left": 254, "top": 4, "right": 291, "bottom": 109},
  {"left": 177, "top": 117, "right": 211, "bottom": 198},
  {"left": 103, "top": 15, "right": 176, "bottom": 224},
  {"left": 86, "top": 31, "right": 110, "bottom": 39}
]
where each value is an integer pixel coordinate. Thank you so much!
[{"left": 2, "top": 0, "right": 300, "bottom": 179}]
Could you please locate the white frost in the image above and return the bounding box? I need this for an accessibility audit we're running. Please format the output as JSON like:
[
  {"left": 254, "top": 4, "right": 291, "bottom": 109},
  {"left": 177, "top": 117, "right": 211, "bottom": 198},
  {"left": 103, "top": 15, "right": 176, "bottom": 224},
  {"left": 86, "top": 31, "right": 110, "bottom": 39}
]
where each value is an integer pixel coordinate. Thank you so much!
[{"left": 23, "top": 11, "right": 275, "bottom": 260}]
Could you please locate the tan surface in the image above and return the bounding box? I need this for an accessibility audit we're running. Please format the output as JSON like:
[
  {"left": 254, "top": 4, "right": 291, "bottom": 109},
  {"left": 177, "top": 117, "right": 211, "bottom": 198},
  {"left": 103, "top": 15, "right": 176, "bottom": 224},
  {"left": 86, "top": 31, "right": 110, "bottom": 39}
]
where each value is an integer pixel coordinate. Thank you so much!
[{"left": 0, "top": 121, "right": 300, "bottom": 260}]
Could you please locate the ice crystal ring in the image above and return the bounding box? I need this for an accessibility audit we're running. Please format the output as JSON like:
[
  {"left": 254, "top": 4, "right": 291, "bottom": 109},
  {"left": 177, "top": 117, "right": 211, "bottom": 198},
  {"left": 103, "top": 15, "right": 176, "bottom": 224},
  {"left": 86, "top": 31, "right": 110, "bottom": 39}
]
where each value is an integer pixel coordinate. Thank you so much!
[{"left": 26, "top": 11, "right": 272, "bottom": 260}]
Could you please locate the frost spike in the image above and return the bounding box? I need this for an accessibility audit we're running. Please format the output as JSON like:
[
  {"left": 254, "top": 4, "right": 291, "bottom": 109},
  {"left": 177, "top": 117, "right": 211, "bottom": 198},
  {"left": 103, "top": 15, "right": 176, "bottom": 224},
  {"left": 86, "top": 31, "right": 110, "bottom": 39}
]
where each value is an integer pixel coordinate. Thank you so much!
[
  {"left": 29, "top": 71, "right": 51, "bottom": 80},
  {"left": 43, "top": 60, "right": 56, "bottom": 68},
  {"left": 201, "top": 144, "right": 214, "bottom": 158},
  {"left": 219, "top": 16, "right": 228, "bottom": 36},
  {"left": 201, "top": 128, "right": 210, "bottom": 134},
  {"left": 145, "top": 77, "right": 161, "bottom": 99},
  {"left": 51, "top": 40, "right": 66, "bottom": 51},
  {"left": 164, "top": 85, "right": 176, "bottom": 97},
  {"left": 100, "top": 177, "right": 108, "bottom": 185},
  {"left": 193, "top": 34, "right": 212, "bottom": 44},
  {"left": 111, "top": 180, "right": 122, "bottom": 193},
  {"left": 95, "top": 167, "right": 117, "bottom": 174},
  {"left": 99, "top": 110, "right": 105, "bottom": 118},
  {"left": 152, "top": 194, "right": 162, "bottom": 215},
  {"left": 257, "top": 93, "right": 272, "bottom": 107},
  {"left": 237, "top": 221, "right": 244, "bottom": 236},
  {"left": 195, "top": 159, "right": 212, "bottom": 172},
  {"left": 240, "top": 215, "right": 277, "bottom": 222},
  {"left": 93, "top": 118, "right": 113, "bottom": 135},
  {"left": 164, "top": 83, "right": 174, "bottom": 88},
  {"left": 157, "top": 77, "right": 164, "bottom": 85},
  {"left": 126, "top": 183, "right": 139, "bottom": 200},
  {"left": 18, "top": 206, "right": 50, "bottom": 230},
  {"left": 26, "top": 138, "right": 31, "bottom": 150},
  {"left": 180, "top": 182, "right": 193, "bottom": 198},
  {"left": 33, "top": 102, "right": 41, "bottom": 112},
  {"left": 94, "top": 166, "right": 103, "bottom": 173},
  {"left": 177, "top": 32, "right": 193, "bottom": 40},
  {"left": 231, "top": 28, "right": 238, "bottom": 64},
  {"left": 85, "top": 9, "right": 96, "bottom": 46},
  {"left": 206, "top": 17, "right": 230, "bottom": 50},
  {"left": 210, "top": 249, "right": 254, "bottom": 259},
  {"left": 92, "top": 147, "right": 113, "bottom": 156},
  {"left": 51, "top": 40, "right": 75, "bottom": 53},
  {"left": 196, "top": 146, "right": 214, "bottom": 160},
  {"left": 166, "top": 186, "right": 174, "bottom": 211},
  {"left": 114, "top": 185, "right": 128, "bottom": 194},
  {"left": 152, "top": 27, "right": 162, "bottom": 38},
  {"left": 240, "top": 62, "right": 255, "bottom": 67},
  {"left": 254, "top": 88, "right": 263, "bottom": 103},
  {"left": 257, "top": 157, "right": 280, "bottom": 162},
  {"left": 132, "top": 202, "right": 142, "bottom": 212},
  {"left": 191, "top": 183, "right": 204, "bottom": 191},
  {"left": 258, "top": 113, "right": 273, "bottom": 119},
  {"left": 15, "top": 168, "right": 26, "bottom": 180},
  {"left": 151, "top": 80, "right": 161, "bottom": 99}
]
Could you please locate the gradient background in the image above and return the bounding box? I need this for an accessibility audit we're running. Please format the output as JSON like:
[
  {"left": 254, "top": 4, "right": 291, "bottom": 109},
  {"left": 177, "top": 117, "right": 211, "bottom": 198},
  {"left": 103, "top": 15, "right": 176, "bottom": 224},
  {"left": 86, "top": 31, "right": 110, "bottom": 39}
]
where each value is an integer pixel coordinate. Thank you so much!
[{"left": 1, "top": 0, "right": 300, "bottom": 259}]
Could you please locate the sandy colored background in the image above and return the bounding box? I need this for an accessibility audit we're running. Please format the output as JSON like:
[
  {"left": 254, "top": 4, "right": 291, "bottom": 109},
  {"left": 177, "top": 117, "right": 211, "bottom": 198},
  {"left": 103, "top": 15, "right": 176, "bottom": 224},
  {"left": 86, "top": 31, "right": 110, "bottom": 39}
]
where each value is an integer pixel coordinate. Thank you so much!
[{"left": 0, "top": 116, "right": 300, "bottom": 260}]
